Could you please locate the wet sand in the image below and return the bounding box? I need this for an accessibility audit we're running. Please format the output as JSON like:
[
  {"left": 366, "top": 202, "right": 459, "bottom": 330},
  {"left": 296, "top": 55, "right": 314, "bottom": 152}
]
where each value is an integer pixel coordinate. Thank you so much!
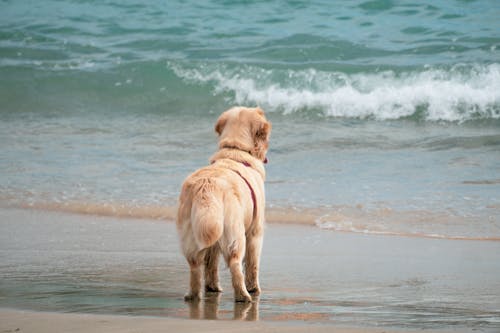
[
  {"left": 0, "top": 309, "right": 475, "bottom": 333},
  {"left": 0, "top": 208, "right": 499, "bottom": 331}
]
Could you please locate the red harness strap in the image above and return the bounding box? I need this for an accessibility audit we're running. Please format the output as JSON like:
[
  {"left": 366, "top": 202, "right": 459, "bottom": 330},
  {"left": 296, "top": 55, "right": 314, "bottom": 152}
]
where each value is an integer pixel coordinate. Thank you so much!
[
  {"left": 230, "top": 163, "right": 257, "bottom": 220},
  {"left": 210, "top": 160, "right": 258, "bottom": 220}
]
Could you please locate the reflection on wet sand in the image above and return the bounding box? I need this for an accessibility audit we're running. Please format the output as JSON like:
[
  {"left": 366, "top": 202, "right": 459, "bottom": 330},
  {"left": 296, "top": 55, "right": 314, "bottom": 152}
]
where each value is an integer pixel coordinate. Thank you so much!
[{"left": 186, "top": 293, "right": 259, "bottom": 321}]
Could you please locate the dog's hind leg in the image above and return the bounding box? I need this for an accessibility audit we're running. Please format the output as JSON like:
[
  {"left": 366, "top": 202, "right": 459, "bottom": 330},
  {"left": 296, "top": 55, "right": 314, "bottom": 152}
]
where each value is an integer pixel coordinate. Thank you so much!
[
  {"left": 219, "top": 204, "right": 252, "bottom": 302},
  {"left": 221, "top": 238, "right": 251, "bottom": 302},
  {"left": 228, "top": 252, "right": 252, "bottom": 303},
  {"left": 204, "top": 244, "right": 222, "bottom": 293},
  {"left": 184, "top": 253, "right": 203, "bottom": 301}
]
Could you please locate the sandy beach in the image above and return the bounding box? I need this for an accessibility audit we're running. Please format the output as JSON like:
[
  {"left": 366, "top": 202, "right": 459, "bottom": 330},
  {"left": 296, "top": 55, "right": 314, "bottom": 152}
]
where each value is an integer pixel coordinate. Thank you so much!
[
  {"left": 0, "top": 308, "right": 478, "bottom": 333},
  {"left": 1, "top": 208, "right": 499, "bottom": 332}
]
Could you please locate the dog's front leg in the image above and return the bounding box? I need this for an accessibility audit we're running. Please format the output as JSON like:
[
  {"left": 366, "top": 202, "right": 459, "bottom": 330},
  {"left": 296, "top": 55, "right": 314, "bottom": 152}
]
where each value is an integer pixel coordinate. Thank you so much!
[
  {"left": 223, "top": 238, "right": 252, "bottom": 302},
  {"left": 229, "top": 258, "right": 252, "bottom": 302},
  {"left": 244, "top": 231, "right": 263, "bottom": 295}
]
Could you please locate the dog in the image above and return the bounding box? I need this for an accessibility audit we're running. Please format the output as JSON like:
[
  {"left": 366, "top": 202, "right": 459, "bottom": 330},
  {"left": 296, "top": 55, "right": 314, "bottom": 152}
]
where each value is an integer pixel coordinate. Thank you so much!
[{"left": 176, "top": 106, "right": 271, "bottom": 303}]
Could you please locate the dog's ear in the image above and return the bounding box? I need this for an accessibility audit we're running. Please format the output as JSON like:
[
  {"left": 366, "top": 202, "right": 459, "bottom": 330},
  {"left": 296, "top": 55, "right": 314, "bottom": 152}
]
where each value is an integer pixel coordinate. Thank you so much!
[
  {"left": 215, "top": 111, "right": 229, "bottom": 136},
  {"left": 252, "top": 109, "right": 271, "bottom": 143},
  {"left": 254, "top": 120, "right": 271, "bottom": 143},
  {"left": 252, "top": 116, "right": 271, "bottom": 162},
  {"left": 253, "top": 107, "right": 270, "bottom": 141},
  {"left": 255, "top": 106, "right": 265, "bottom": 117}
]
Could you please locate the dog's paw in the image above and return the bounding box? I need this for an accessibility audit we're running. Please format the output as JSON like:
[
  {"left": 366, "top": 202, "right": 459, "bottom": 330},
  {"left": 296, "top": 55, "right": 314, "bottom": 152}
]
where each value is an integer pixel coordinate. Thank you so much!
[
  {"left": 247, "top": 286, "right": 261, "bottom": 295},
  {"left": 205, "top": 284, "right": 223, "bottom": 293},
  {"left": 184, "top": 292, "right": 201, "bottom": 302},
  {"left": 234, "top": 292, "right": 252, "bottom": 303}
]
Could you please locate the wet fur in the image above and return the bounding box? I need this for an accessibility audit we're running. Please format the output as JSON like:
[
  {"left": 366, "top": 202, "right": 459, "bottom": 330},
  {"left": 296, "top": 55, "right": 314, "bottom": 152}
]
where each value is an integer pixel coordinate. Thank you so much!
[{"left": 177, "top": 106, "right": 271, "bottom": 302}]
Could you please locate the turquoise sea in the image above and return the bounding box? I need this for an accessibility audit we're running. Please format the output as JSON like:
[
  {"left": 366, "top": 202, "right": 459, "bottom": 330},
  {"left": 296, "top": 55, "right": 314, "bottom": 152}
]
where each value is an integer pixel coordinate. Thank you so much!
[
  {"left": 1, "top": 0, "right": 500, "bottom": 329},
  {"left": 1, "top": 0, "right": 499, "bottom": 239}
]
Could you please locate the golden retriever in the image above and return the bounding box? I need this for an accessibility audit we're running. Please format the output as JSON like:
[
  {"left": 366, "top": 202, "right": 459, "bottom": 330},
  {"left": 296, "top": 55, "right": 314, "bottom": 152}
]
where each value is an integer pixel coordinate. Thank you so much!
[{"left": 177, "top": 106, "right": 271, "bottom": 302}]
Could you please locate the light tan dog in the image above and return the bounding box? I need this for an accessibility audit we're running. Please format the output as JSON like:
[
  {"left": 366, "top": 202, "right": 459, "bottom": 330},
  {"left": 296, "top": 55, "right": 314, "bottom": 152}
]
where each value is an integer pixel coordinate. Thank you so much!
[{"left": 177, "top": 106, "right": 271, "bottom": 303}]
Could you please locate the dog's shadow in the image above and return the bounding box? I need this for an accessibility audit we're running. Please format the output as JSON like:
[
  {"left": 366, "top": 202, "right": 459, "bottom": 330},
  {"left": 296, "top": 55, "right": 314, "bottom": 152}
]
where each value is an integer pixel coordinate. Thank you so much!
[{"left": 186, "top": 293, "right": 259, "bottom": 320}]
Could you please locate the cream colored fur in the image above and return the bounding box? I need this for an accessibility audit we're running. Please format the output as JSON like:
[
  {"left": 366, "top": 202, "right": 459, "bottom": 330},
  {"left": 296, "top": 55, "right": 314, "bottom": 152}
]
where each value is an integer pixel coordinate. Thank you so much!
[{"left": 177, "top": 106, "right": 271, "bottom": 303}]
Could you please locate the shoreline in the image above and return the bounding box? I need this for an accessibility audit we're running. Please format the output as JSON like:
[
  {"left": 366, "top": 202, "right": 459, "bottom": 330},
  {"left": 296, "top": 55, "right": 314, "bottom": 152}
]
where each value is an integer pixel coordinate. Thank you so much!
[{"left": 2, "top": 203, "right": 499, "bottom": 242}]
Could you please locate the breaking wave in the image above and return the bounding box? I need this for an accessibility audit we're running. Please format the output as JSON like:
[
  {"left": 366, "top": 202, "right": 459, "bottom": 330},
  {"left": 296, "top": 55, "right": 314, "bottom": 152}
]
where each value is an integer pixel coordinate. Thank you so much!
[{"left": 170, "top": 62, "right": 500, "bottom": 122}]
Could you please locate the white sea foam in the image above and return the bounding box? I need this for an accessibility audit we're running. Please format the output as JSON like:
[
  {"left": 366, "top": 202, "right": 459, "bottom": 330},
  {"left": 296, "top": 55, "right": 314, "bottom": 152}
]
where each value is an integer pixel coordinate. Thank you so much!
[{"left": 170, "top": 62, "right": 500, "bottom": 122}]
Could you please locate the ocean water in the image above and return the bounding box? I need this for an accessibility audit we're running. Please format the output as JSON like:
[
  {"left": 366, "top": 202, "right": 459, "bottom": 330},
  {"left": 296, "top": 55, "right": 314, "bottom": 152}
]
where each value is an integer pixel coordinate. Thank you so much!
[{"left": 1, "top": 0, "right": 500, "bottom": 242}]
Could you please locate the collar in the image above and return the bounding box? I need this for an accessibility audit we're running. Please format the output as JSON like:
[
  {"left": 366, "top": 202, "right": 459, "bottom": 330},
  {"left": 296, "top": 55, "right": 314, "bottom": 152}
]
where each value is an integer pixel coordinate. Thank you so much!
[
  {"left": 220, "top": 145, "right": 268, "bottom": 164},
  {"left": 210, "top": 148, "right": 266, "bottom": 180}
]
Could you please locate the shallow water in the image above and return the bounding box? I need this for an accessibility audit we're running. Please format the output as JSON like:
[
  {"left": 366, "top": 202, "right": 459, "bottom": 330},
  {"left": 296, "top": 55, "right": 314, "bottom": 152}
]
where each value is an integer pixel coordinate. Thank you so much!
[
  {"left": 1, "top": 209, "right": 499, "bottom": 330},
  {"left": 1, "top": 110, "right": 499, "bottom": 239}
]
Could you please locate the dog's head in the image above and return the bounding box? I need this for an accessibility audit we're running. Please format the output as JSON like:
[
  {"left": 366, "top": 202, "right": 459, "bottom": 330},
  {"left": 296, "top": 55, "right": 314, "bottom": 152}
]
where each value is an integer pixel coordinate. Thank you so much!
[{"left": 215, "top": 106, "right": 271, "bottom": 163}]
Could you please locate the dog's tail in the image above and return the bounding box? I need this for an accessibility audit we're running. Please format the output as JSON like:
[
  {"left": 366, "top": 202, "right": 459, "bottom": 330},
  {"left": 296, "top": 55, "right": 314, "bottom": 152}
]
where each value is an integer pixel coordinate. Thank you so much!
[{"left": 191, "top": 179, "right": 224, "bottom": 250}]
